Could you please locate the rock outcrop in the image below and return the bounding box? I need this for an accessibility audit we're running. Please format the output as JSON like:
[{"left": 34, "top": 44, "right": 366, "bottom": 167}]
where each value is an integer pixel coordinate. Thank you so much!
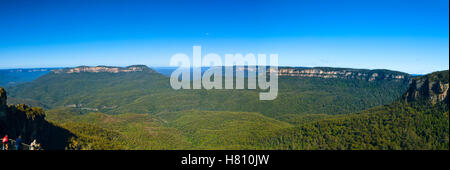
[
  {"left": 52, "top": 65, "right": 155, "bottom": 74},
  {"left": 403, "top": 70, "right": 449, "bottom": 104},
  {"left": 270, "top": 67, "right": 410, "bottom": 82},
  {"left": 0, "top": 88, "right": 7, "bottom": 118},
  {"left": 0, "top": 87, "right": 73, "bottom": 149}
]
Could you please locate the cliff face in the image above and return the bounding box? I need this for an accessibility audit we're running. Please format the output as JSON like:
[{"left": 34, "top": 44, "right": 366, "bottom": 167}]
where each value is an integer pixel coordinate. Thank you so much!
[
  {"left": 272, "top": 67, "right": 410, "bottom": 82},
  {"left": 1, "top": 87, "right": 48, "bottom": 146},
  {"left": 0, "top": 88, "right": 7, "bottom": 118},
  {"left": 0, "top": 87, "right": 73, "bottom": 149},
  {"left": 403, "top": 70, "right": 449, "bottom": 104},
  {"left": 51, "top": 65, "right": 154, "bottom": 74}
]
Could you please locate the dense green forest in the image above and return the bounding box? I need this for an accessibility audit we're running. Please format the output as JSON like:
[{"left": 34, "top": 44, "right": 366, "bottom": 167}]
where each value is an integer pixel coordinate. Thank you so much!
[
  {"left": 259, "top": 102, "right": 449, "bottom": 150},
  {"left": 42, "top": 100, "right": 448, "bottom": 150},
  {"left": 46, "top": 107, "right": 191, "bottom": 150},
  {"left": 7, "top": 67, "right": 410, "bottom": 118},
  {"left": 3, "top": 67, "right": 448, "bottom": 150}
]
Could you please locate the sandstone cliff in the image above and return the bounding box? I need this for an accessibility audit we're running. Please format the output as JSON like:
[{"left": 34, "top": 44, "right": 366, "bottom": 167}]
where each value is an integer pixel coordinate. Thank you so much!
[
  {"left": 51, "top": 65, "right": 155, "bottom": 74},
  {"left": 273, "top": 67, "right": 410, "bottom": 82},
  {"left": 0, "top": 87, "right": 73, "bottom": 149},
  {"left": 0, "top": 88, "right": 7, "bottom": 119},
  {"left": 403, "top": 70, "right": 449, "bottom": 105}
]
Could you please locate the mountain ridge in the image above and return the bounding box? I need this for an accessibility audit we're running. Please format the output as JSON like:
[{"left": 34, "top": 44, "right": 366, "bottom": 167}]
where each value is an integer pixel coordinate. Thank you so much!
[
  {"left": 6, "top": 65, "right": 410, "bottom": 116},
  {"left": 48, "top": 65, "right": 412, "bottom": 82},
  {"left": 276, "top": 67, "right": 411, "bottom": 82},
  {"left": 51, "top": 65, "right": 155, "bottom": 74}
]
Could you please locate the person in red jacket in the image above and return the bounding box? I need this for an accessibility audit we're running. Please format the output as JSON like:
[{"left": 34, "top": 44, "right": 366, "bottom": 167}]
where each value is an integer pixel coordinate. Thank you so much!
[{"left": 2, "top": 135, "right": 8, "bottom": 150}]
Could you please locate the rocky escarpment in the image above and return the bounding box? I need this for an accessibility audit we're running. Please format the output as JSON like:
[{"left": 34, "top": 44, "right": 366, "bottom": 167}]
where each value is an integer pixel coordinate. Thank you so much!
[
  {"left": 403, "top": 70, "right": 449, "bottom": 105},
  {"left": 1, "top": 87, "right": 48, "bottom": 147},
  {"left": 51, "top": 65, "right": 155, "bottom": 74},
  {"left": 273, "top": 67, "right": 410, "bottom": 82},
  {"left": 0, "top": 88, "right": 7, "bottom": 119},
  {"left": 0, "top": 87, "right": 73, "bottom": 149}
]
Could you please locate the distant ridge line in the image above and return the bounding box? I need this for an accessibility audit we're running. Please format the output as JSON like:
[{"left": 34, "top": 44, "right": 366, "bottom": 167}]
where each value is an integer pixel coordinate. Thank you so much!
[{"left": 51, "top": 65, "right": 155, "bottom": 74}]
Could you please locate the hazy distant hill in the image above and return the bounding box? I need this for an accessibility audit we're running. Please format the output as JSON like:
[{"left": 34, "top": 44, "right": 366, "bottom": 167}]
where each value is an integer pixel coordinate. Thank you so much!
[{"left": 0, "top": 68, "right": 55, "bottom": 87}]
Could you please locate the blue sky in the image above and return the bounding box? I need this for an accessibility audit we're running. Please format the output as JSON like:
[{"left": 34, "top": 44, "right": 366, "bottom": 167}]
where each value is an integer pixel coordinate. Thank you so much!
[{"left": 0, "top": 0, "right": 448, "bottom": 74}]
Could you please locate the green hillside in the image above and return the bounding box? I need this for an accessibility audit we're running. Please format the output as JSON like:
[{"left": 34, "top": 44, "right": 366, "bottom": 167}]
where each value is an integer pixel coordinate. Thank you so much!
[
  {"left": 259, "top": 70, "right": 449, "bottom": 150},
  {"left": 46, "top": 108, "right": 192, "bottom": 150},
  {"left": 5, "top": 66, "right": 447, "bottom": 150},
  {"left": 8, "top": 66, "right": 410, "bottom": 118},
  {"left": 44, "top": 108, "right": 295, "bottom": 150},
  {"left": 259, "top": 102, "right": 448, "bottom": 150},
  {"left": 156, "top": 110, "right": 292, "bottom": 149},
  {"left": 7, "top": 69, "right": 170, "bottom": 110},
  {"left": 43, "top": 70, "right": 447, "bottom": 150},
  {"left": 43, "top": 96, "right": 448, "bottom": 150}
]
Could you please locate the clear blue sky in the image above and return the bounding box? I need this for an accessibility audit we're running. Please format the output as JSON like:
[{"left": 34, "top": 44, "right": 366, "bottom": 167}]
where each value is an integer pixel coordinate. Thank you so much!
[{"left": 0, "top": 0, "right": 448, "bottom": 74}]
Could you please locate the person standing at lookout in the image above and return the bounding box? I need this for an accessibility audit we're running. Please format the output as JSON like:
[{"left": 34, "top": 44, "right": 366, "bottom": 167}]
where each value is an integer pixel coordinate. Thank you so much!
[
  {"left": 15, "top": 135, "right": 23, "bottom": 150},
  {"left": 2, "top": 135, "right": 8, "bottom": 150},
  {"left": 30, "top": 139, "right": 38, "bottom": 150}
]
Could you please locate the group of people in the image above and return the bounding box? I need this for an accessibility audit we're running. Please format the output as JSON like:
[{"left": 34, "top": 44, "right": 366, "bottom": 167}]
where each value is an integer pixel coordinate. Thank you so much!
[{"left": 2, "top": 134, "right": 41, "bottom": 150}]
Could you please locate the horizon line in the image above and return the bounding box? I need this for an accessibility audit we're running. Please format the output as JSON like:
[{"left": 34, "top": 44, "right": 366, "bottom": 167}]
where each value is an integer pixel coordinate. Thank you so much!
[{"left": 0, "top": 64, "right": 442, "bottom": 75}]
